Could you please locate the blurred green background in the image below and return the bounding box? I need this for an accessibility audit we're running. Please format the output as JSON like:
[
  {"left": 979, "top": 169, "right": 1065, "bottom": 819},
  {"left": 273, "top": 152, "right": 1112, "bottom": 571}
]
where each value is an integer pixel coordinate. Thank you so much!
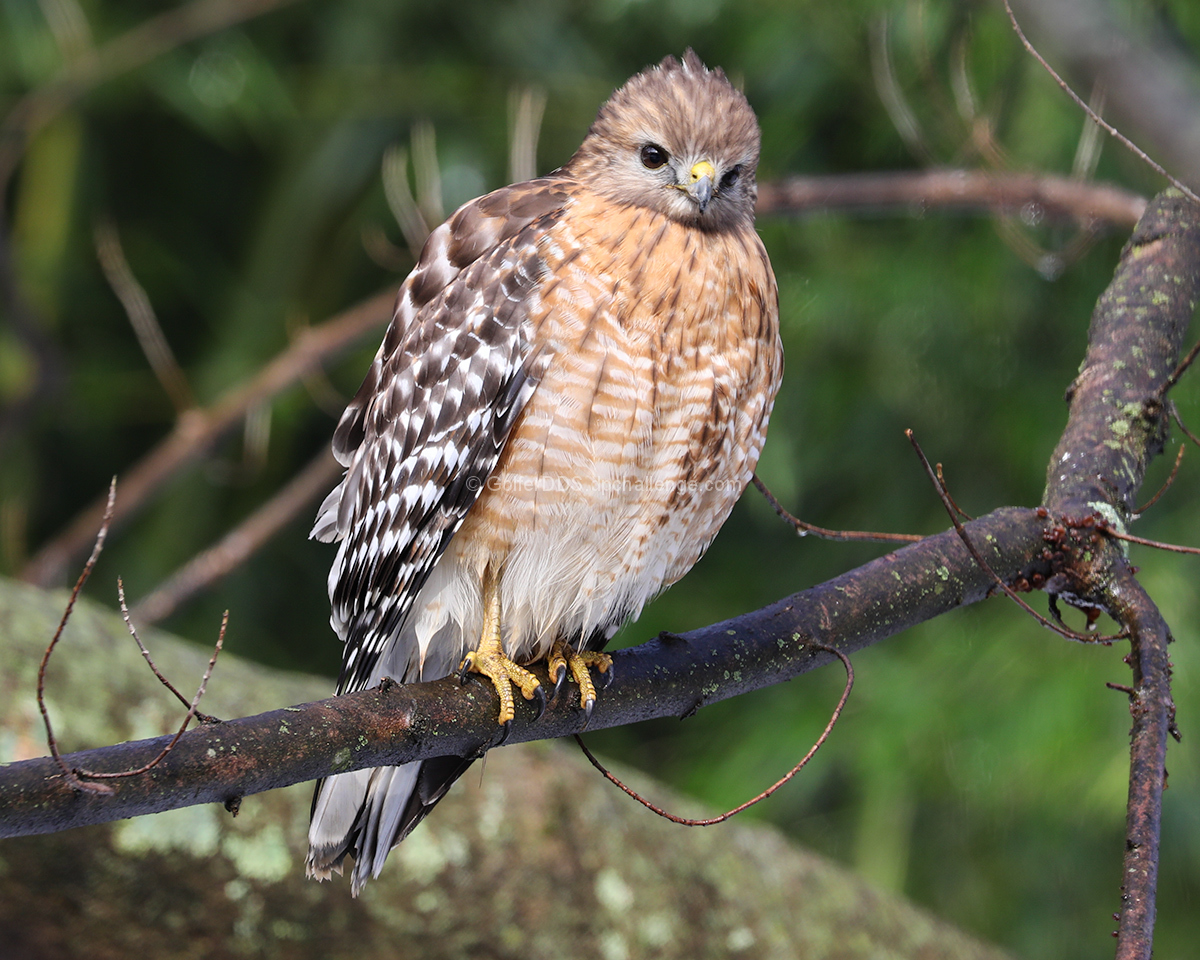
[{"left": 2, "top": 1, "right": 1198, "bottom": 957}]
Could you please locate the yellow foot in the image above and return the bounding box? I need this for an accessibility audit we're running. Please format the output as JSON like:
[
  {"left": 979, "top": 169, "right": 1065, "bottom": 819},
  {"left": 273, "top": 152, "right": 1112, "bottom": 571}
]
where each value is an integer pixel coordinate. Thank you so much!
[
  {"left": 549, "top": 640, "right": 614, "bottom": 721},
  {"left": 458, "top": 646, "right": 546, "bottom": 732}
]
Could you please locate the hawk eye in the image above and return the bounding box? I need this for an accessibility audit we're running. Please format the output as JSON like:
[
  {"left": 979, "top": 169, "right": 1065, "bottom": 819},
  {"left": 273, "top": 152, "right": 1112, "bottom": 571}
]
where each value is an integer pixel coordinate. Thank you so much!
[
  {"left": 640, "top": 144, "right": 669, "bottom": 169},
  {"left": 720, "top": 165, "right": 742, "bottom": 190}
]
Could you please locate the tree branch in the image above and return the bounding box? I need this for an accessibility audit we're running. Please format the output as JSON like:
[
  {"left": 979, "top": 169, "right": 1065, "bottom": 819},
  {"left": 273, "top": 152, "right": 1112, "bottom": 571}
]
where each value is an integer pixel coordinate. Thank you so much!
[
  {"left": 0, "top": 506, "right": 1047, "bottom": 839},
  {"left": 1039, "top": 190, "right": 1200, "bottom": 960}
]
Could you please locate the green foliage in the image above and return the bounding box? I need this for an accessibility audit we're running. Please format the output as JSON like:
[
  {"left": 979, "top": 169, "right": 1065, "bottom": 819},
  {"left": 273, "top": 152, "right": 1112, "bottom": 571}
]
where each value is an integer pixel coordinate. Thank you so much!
[{"left": 2, "top": 1, "right": 1199, "bottom": 956}]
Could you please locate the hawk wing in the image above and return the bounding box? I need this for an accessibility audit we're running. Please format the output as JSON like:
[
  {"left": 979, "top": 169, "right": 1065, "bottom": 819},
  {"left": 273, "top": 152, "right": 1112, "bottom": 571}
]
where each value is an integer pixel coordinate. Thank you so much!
[{"left": 313, "top": 179, "right": 570, "bottom": 695}]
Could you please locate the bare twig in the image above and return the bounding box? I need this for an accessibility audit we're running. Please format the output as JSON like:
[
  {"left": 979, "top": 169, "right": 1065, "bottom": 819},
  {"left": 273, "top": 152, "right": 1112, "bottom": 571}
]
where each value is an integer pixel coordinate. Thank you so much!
[
  {"left": 35, "top": 479, "right": 117, "bottom": 795},
  {"left": 936, "top": 463, "right": 973, "bottom": 520},
  {"left": 94, "top": 218, "right": 193, "bottom": 413},
  {"left": 1170, "top": 403, "right": 1200, "bottom": 450},
  {"left": 575, "top": 643, "right": 853, "bottom": 826},
  {"left": 72, "top": 610, "right": 226, "bottom": 780},
  {"left": 1134, "top": 445, "right": 1184, "bottom": 516},
  {"left": 20, "top": 287, "right": 395, "bottom": 588},
  {"left": 1157, "top": 339, "right": 1200, "bottom": 400},
  {"left": 1002, "top": 0, "right": 1200, "bottom": 206},
  {"left": 132, "top": 448, "right": 342, "bottom": 624},
  {"left": 36, "top": 478, "right": 226, "bottom": 789},
  {"left": 1098, "top": 524, "right": 1200, "bottom": 557},
  {"left": 117, "top": 578, "right": 218, "bottom": 723},
  {"left": 907, "top": 430, "right": 1122, "bottom": 643},
  {"left": 751, "top": 474, "right": 922, "bottom": 544}
]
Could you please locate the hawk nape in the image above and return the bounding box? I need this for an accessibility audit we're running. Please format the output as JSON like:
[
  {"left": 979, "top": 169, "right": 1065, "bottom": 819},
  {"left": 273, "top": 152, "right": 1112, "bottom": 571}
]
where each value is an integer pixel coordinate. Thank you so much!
[{"left": 307, "top": 50, "right": 783, "bottom": 894}]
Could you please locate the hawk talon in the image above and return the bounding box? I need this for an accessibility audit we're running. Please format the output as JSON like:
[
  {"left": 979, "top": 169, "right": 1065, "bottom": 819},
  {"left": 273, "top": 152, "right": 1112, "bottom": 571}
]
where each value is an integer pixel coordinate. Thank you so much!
[
  {"left": 582, "top": 697, "right": 595, "bottom": 726},
  {"left": 597, "top": 661, "right": 614, "bottom": 690},
  {"left": 495, "top": 719, "right": 512, "bottom": 747},
  {"left": 532, "top": 684, "right": 547, "bottom": 721},
  {"left": 551, "top": 663, "right": 568, "bottom": 702},
  {"left": 458, "top": 655, "right": 474, "bottom": 685}
]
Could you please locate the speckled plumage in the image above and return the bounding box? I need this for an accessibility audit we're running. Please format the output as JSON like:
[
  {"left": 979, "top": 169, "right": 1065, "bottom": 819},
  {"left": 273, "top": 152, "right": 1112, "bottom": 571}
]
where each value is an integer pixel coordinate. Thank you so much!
[{"left": 308, "top": 50, "right": 783, "bottom": 894}]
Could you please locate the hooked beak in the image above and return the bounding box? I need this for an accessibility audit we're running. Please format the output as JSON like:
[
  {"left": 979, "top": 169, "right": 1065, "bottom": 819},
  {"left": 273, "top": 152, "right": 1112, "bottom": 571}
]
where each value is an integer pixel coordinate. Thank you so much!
[{"left": 683, "top": 159, "right": 715, "bottom": 213}]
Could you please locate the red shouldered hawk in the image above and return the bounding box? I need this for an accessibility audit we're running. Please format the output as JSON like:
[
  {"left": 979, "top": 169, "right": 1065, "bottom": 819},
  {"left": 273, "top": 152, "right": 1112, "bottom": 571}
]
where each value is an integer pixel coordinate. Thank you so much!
[{"left": 307, "top": 50, "right": 783, "bottom": 893}]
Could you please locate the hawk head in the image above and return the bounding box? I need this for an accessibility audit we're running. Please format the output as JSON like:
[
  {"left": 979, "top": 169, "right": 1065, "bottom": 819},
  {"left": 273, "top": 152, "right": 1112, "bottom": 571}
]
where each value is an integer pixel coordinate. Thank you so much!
[{"left": 569, "top": 50, "right": 762, "bottom": 233}]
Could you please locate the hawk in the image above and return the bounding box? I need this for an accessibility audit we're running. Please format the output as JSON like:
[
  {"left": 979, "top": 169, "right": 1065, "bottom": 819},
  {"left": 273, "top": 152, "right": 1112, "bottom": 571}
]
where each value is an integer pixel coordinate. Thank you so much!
[{"left": 307, "top": 50, "right": 783, "bottom": 894}]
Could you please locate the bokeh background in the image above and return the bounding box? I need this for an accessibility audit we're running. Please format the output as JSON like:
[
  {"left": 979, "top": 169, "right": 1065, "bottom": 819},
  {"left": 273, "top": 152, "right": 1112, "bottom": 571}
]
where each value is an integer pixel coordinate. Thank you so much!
[{"left": 2, "top": 1, "right": 1198, "bottom": 957}]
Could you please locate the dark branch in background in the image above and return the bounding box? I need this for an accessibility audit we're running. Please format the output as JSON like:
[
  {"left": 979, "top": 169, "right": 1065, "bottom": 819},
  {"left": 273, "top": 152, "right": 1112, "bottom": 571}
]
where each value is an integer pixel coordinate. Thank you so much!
[
  {"left": 0, "top": 505, "right": 1050, "bottom": 838},
  {"left": 19, "top": 287, "right": 394, "bottom": 588}
]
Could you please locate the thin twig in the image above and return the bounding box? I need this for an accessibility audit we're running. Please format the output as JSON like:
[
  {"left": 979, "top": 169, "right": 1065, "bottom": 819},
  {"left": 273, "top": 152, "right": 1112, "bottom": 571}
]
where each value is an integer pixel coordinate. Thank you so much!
[
  {"left": 117, "top": 578, "right": 219, "bottom": 722},
  {"left": 75, "top": 611, "right": 227, "bottom": 779},
  {"left": 1098, "top": 523, "right": 1200, "bottom": 556},
  {"left": 936, "top": 463, "right": 973, "bottom": 520},
  {"left": 1002, "top": 0, "right": 1200, "bottom": 207},
  {"left": 1157, "top": 339, "right": 1200, "bottom": 399},
  {"left": 906, "top": 430, "right": 1122, "bottom": 643},
  {"left": 751, "top": 475, "right": 922, "bottom": 544},
  {"left": 1134, "top": 445, "right": 1185, "bottom": 516},
  {"left": 36, "top": 478, "right": 118, "bottom": 795},
  {"left": 1170, "top": 403, "right": 1200, "bottom": 450},
  {"left": 576, "top": 644, "right": 853, "bottom": 826}
]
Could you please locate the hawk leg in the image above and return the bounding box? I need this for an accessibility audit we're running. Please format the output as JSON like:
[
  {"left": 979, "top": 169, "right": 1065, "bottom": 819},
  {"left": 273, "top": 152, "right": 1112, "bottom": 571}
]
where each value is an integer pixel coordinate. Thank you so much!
[
  {"left": 548, "top": 640, "right": 613, "bottom": 721},
  {"left": 459, "top": 565, "right": 545, "bottom": 733}
]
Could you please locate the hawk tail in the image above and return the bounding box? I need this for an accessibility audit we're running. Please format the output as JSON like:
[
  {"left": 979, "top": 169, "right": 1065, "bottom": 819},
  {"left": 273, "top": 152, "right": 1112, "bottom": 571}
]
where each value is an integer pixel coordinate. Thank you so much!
[{"left": 307, "top": 756, "right": 476, "bottom": 895}]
